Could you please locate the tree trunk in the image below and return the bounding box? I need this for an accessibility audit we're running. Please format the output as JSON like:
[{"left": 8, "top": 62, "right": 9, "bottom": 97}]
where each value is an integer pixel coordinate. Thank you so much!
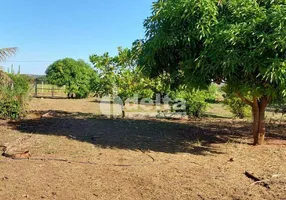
[
  {"left": 122, "top": 102, "right": 126, "bottom": 119},
  {"left": 252, "top": 96, "right": 268, "bottom": 145},
  {"left": 252, "top": 97, "right": 260, "bottom": 145},
  {"left": 237, "top": 93, "right": 268, "bottom": 145},
  {"left": 258, "top": 96, "right": 267, "bottom": 145}
]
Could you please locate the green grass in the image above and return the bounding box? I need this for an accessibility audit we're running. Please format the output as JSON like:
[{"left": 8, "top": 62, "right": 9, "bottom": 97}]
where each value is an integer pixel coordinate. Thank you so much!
[
  {"left": 30, "top": 83, "right": 66, "bottom": 97},
  {"left": 205, "top": 103, "right": 233, "bottom": 118},
  {"left": 205, "top": 102, "right": 286, "bottom": 122}
]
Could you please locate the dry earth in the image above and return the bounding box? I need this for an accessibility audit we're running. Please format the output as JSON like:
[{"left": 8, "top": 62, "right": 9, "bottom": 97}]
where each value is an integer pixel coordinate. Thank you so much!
[{"left": 0, "top": 98, "right": 285, "bottom": 200}]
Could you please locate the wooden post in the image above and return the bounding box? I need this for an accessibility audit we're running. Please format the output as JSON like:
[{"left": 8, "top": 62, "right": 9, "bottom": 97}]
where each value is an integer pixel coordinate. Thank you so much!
[
  {"left": 41, "top": 81, "right": 44, "bottom": 96},
  {"left": 52, "top": 85, "right": 54, "bottom": 98},
  {"left": 35, "top": 81, "right": 38, "bottom": 97}
]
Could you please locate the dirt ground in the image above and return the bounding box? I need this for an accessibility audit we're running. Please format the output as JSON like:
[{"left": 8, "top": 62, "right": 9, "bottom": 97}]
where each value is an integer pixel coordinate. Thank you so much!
[{"left": 0, "top": 98, "right": 286, "bottom": 200}]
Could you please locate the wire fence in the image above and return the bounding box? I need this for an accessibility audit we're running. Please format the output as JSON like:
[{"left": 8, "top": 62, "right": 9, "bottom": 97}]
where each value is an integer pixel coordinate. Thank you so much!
[{"left": 32, "top": 80, "right": 67, "bottom": 98}]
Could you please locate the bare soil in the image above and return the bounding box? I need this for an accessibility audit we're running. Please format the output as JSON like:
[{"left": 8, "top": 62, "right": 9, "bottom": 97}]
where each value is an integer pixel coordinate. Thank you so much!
[{"left": 0, "top": 98, "right": 285, "bottom": 200}]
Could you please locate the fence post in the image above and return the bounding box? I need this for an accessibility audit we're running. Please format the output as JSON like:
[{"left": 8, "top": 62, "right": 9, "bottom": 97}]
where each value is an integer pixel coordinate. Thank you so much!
[
  {"left": 52, "top": 85, "right": 54, "bottom": 98},
  {"left": 41, "top": 81, "right": 44, "bottom": 96},
  {"left": 35, "top": 81, "right": 38, "bottom": 97}
]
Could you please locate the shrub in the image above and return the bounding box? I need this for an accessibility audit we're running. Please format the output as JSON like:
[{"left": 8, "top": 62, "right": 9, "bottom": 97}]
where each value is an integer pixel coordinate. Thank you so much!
[
  {"left": 0, "top": 73, "right": 30, "bottom": 119},
  {"left": 171, "top": 89, "right": 209, "bottom": 118},
  {"left": 0, "top": 100, "right": 21, "bottom": 119},
  {"left": 223, "top": 93, "right": 251, "bottom": 119},
  {"left": 205, "top": 84, "right": 219, "bottom": 103}
]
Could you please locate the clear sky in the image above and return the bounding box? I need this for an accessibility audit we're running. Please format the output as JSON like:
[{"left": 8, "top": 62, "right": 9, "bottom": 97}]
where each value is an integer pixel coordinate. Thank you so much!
[{"left": 0, "top": 0, "right": 153, "bottom": 75}]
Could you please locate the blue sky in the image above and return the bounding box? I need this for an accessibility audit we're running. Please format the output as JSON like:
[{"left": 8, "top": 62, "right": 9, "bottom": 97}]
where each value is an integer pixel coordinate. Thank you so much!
[{"left": 0, "top": 0, "right": 153, "bottom": 75}]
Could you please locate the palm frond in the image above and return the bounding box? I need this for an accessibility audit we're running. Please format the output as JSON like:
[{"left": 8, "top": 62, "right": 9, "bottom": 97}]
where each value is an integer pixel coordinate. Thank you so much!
[{"left": 0, "top": 47, "right": 18, "bottom": 62}]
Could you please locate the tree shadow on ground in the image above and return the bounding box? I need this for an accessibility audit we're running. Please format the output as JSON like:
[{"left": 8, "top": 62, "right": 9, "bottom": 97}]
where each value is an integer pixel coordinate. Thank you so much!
[
  {"left": 8, "top": 110, "right": 286, "bottom": 155},
  {"left": 202, "top": 113, "right": 232, "bottom": 119}
]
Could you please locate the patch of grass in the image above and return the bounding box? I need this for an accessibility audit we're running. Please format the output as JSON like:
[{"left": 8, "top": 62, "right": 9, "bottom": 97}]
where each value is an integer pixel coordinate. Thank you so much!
[
  {"left": 192, "top": 139, "right": 203, "bottom": 147},
  {"left": 205, "top": 103, "right": 233, "bottom": 118},
  {"left": 31, "top": 83, "right": 66, "bottom": 97}
]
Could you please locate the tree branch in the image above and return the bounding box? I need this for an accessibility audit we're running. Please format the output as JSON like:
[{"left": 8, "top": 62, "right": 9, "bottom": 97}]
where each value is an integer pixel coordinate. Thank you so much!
[{"left": 236, "top": 93, "right": 253, "bottom": 107}]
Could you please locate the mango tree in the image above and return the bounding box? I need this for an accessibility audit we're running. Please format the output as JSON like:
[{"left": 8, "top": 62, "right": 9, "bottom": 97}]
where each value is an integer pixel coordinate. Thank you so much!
[
  {"left": 46, "top": 58, "right": 96, "bottom": 98},
  {"left": 90, "top": 45, "right": 155, "bottom": 117},
  {"left": 139, "top": 0, "right": 286, "bottom": 145}
]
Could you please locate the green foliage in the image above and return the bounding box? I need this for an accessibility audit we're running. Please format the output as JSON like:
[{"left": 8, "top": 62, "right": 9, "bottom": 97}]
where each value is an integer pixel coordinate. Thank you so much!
[
  {"left": 205, "top": 84, "right": 219, "bottom": 103},
  {"left": 116, "top": 69, "right": 154, "bottom": 101},
  {"left": 46, "top": 58, "right": 97, "bottom": 98},
  {"left": 269, "top": 96, "right": 286, "bottom": 113},
  {"left": 224, "top": 93, "right": 251, "bottom": 119},
  {"left": 140, "top": 0, "right": 286, "bottom": 102},
  {"left": 89, "top": 43, "right": 170, "bottom": 101},
  {"left": 0, "top": 100, "right": 21, "bottom": 120},
  {"left": 89, "top": 52, "right": 118, "bottom": 97},
  {"left": 0, "top": 74, "right": 30, "bottom": 119},
  {"left": 10, "top": 74, "right": 31, "bottom": 96},
  {"left": 171, "top": 88, "right": 212, "bottom": 118},
  {"left": 35, "top": 75, "right": 47, "bottom": 82},
  {"left": 222, "top": 85, "right": 251, "bottom": 119}
]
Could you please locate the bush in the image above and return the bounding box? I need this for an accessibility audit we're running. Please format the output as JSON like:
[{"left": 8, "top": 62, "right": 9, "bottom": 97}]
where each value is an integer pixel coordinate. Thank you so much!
[
  {"left": 0, "top": 73, "right": 30, "bottom": 119},
  {"left": 223, "top": 93, "right": 251, "bottom": 119},
  {"left": 205, "top": 84, "right": 219, "bottom": 103},
  {"left": 171, "top": 89, "right": 209, "bottom": 118},
  {"left": 0, "top": 100, "right": 21, "bottom": 119}
]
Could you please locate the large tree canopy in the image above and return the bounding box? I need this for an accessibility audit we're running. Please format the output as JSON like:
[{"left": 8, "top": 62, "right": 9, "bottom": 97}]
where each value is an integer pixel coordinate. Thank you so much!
[
  {"left": 46, "top": 58, "right": 97, "bottom": 98},
  {"left": 140, "top": 0, "right": 286, "bottom": 145}
]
